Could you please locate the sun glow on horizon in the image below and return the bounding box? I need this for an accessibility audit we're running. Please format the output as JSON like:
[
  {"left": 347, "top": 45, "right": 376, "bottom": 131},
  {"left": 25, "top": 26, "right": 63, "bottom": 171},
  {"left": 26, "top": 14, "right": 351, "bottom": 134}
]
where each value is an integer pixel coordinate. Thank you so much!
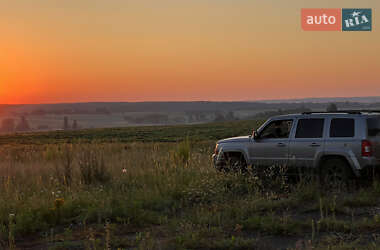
[{"left": 0, "top": 0, "right": 379, "bottom": 104}]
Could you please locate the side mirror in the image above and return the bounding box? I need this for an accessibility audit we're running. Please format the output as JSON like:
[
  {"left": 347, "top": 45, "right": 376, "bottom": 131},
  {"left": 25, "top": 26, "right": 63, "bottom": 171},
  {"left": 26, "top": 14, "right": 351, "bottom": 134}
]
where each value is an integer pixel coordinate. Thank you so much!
[{"left": 252, "top": 130, "right": 259, "bottom": 140}]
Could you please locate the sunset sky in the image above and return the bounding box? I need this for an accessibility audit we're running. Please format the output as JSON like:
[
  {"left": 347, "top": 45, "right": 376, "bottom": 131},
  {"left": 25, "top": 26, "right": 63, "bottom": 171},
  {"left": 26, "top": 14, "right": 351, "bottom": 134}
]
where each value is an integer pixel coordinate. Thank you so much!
[{"left": 0, "top": 0, "right": 379, "bottom": 104}]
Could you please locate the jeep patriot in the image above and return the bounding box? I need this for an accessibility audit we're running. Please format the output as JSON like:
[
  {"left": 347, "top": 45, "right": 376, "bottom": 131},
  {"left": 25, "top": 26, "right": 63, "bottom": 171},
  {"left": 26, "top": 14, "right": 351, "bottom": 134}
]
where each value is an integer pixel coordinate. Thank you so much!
[{"left": 212, "top": 111, "right": 380, "bottom": 181}]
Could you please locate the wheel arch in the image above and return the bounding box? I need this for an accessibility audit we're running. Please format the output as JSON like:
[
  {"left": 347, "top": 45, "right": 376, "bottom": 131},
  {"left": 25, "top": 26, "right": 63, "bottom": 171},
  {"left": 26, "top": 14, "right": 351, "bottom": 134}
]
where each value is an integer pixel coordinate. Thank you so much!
[
  {"left": 219, "top": 146, "right": 249, "bottom": 164},
  {"left": 317, "top": 154, "right": 358, "bottom": 176}
]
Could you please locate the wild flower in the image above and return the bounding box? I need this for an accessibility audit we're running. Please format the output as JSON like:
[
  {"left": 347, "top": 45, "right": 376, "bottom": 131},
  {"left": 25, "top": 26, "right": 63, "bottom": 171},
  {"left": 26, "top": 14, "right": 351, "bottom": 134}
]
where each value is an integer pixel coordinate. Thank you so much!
[
  {"left": 234, "top": 224, "right": 243, "bottom": 233},
  {"left": 122, "top": 168, "right": 127, "bottom": 173}
]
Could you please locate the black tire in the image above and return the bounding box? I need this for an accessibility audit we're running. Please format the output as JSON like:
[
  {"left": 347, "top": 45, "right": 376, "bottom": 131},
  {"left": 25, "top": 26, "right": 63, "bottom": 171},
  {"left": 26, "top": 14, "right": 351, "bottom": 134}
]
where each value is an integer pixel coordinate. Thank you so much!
[
  {"left": 227, "top": 155, "right": 248, "bottom": 174},
  {"left": 320, "top": 158, "right": 352, "bottom": 190}
]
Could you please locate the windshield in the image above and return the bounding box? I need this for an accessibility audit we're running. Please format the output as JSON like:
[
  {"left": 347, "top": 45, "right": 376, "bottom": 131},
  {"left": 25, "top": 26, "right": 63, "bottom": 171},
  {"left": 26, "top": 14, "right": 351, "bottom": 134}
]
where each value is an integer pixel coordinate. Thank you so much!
[{"left": 367, "top": 117, "right": 380, "bottom": 137}]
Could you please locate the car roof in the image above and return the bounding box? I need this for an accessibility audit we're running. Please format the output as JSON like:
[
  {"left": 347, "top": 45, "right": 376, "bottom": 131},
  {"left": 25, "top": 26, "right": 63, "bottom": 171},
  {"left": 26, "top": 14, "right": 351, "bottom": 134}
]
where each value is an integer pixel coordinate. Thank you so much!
[{"left": 270, "top": 112, "right": 380, "bottom": 120}]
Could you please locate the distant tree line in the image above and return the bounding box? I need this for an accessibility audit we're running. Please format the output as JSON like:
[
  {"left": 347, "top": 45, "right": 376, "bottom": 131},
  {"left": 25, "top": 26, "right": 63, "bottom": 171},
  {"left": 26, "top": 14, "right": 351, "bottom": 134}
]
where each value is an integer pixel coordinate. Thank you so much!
[
  {"left": 185, "top": 111, "right": 208, "bottom": 123},
  {"left": 326, "top": 103, "right": 338, "bottom": 112},
  {"left": 63, "top": 116, "right": 79, "bottom": 130},
  {"left": 213, "top": 111, "right": 237, "bottom": 122},
  {"left": 249, "top": 107, "right": 312, "bottom": 119},
  {"left": 0, "top": 116, "right": 81, "bottom": 133},
  {"left": 0, "top": 116, "right": 30, "bottom": 133},
  {"left": 3, "top": 101, "right": 379, "bottom": 117},
  {"left": 29, "top": 107, "right": 111, "bottom": 116},
  {"left": 123, "top": 111, "right": 238, "bottom": 124},
  {"left": 124, "top": 114, "right": 169, "bottom": 124}
]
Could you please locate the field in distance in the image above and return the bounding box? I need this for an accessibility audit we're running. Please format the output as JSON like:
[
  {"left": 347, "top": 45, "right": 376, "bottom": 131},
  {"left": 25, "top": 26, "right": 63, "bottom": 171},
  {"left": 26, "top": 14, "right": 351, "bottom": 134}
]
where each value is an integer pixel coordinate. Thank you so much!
[{"left": 0, "top": 119, "right": 262, "bottom": 145}]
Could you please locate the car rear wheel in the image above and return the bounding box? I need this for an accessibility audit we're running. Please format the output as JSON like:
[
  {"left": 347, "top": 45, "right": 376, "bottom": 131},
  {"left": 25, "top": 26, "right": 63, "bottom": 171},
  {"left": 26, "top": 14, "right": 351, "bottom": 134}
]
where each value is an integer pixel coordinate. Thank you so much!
[{"left": 320, "top": 158, "right": 352, "bottom": 191}]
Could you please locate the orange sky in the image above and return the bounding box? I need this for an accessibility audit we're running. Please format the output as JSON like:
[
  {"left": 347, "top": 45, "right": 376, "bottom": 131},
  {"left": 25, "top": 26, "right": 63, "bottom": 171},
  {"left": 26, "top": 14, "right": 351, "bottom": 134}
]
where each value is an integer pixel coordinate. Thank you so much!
[{"left": 0, "top": 0, "right": 379, "bottom": 104}]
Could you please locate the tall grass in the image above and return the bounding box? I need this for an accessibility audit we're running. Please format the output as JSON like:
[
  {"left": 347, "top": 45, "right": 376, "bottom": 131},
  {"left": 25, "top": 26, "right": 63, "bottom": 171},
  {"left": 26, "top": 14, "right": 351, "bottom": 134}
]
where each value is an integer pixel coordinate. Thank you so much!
[
  {"left": 0, "top": 141, "right": 379, "bottom": 249},
  {"left": 0, "top": 142, "right": 213, "bottom": 239}
]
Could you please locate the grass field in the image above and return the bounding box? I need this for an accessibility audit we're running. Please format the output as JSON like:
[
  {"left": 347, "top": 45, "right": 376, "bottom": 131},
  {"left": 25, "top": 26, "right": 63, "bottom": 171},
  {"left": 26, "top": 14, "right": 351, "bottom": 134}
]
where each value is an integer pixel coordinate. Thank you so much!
[{"left": 1, "top": 119, "right": 380, "bottom": 249}]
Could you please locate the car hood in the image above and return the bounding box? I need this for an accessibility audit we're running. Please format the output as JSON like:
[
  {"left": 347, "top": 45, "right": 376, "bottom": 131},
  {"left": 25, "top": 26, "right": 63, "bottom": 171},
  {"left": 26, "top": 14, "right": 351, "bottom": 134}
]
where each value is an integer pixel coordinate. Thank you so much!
[{"left": 217, "top": 136, "right": 250, "bottom": 144}]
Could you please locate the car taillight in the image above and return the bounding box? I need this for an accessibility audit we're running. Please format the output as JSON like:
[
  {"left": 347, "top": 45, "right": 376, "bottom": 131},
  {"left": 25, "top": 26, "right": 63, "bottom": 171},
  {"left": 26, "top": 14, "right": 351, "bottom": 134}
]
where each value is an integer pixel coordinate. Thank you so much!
[{"left": 362, "top": 140, "right": 372, "bottom": 157}]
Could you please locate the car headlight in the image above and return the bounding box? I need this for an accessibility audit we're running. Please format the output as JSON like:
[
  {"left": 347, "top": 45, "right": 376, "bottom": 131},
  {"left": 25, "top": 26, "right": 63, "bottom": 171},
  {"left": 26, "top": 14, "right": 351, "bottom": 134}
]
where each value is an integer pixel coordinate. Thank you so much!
[{"left": 214, "top": 144, "right": 219, "bottom": 155}]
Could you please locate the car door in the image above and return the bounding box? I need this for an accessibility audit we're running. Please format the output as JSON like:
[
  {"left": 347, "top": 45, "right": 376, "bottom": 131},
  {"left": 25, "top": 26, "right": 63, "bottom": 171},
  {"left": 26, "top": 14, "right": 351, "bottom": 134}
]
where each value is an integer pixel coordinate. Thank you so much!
[
  {"left": 325, "top": 117, "right": 358, "bottom": 159},
  {"left": 249, "top": 119, "right": 294, "bottom": 166},
  {"left": 289, "top": 118, "right": 325, "bottom": 168}
]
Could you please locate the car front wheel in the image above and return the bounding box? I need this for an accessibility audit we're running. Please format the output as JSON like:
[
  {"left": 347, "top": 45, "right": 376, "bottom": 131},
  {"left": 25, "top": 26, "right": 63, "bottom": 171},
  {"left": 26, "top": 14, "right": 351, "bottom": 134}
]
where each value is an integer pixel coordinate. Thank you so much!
[{"left": 227, "top": 155, "right": 248, "bottom": 174}]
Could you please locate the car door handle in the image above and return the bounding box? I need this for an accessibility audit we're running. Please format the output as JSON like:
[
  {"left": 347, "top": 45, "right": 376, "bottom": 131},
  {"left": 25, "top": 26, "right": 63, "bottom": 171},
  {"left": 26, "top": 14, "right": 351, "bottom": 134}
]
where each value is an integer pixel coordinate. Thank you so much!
[
  {"left": 309, "top": 143, "right": 321, "bottom": 147},
  {"left": 277, "top": 143, "right": 286, "bottom": 147}
]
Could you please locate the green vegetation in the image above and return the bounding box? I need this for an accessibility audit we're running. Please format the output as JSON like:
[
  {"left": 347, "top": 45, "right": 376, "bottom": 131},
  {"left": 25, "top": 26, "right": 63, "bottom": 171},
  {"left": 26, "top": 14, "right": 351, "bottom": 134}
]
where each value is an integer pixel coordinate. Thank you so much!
[{"left": 0, "top": 119, "right": 380, "bottom": 249}]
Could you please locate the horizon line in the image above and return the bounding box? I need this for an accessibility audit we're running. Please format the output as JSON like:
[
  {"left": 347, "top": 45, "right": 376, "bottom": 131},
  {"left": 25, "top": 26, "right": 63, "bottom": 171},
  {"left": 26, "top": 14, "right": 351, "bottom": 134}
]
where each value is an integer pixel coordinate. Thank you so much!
[{"left": 1, "top": 95, "right": 380, "bottom": 106}]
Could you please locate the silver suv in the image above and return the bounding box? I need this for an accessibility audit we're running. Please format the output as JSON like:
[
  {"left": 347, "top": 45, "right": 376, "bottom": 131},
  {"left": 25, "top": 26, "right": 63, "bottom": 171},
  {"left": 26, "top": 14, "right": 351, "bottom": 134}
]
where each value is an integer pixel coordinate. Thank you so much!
[{"left": 212, "top": 111, "right": 380, "bottom": 180}]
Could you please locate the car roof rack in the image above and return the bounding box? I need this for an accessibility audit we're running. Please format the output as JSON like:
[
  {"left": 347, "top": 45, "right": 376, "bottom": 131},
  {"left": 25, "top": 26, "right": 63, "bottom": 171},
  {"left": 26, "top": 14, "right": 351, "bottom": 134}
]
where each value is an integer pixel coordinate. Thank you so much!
[{"left": 302, "top": 110, "right": 380, "bottom": 115}]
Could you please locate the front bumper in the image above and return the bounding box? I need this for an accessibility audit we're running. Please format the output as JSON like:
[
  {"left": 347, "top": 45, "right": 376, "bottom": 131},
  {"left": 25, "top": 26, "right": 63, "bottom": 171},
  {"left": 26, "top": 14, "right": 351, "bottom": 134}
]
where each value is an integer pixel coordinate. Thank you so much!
[{"left": 212, "top": 153, "right": 226, "bottom": 170}]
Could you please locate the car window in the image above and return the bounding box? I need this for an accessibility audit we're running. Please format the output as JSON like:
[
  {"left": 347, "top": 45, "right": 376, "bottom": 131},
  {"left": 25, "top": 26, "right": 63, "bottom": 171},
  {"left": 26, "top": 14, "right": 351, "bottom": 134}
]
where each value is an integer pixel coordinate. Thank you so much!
[
  {"left": 330, "top": 118, "right": 355, "bottom": 137},
  {"left": 260, "top": 120, "right": 293, "bottom": 139},
  {"left": 367, "top": 117, "right": 380, "bottom": 137},
  {"left": 295, "top": 118, "right": 324, "bottom": 138}
]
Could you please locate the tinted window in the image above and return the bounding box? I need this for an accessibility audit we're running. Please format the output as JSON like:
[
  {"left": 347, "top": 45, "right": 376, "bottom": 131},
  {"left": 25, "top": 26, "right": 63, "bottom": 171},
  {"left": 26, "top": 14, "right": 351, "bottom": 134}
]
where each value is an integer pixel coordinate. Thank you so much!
[
  {"left": 367, "top": 117, "right": 380, "bottom": 137},
  {"left": 260, "top": 120, "right": 293, "bottom": 139},
  {"left": 295, "top": 119, "right": 324, "bottom": 138},
  {"left": 330, "top": 118, "right": 355, "bottom": 137}
]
